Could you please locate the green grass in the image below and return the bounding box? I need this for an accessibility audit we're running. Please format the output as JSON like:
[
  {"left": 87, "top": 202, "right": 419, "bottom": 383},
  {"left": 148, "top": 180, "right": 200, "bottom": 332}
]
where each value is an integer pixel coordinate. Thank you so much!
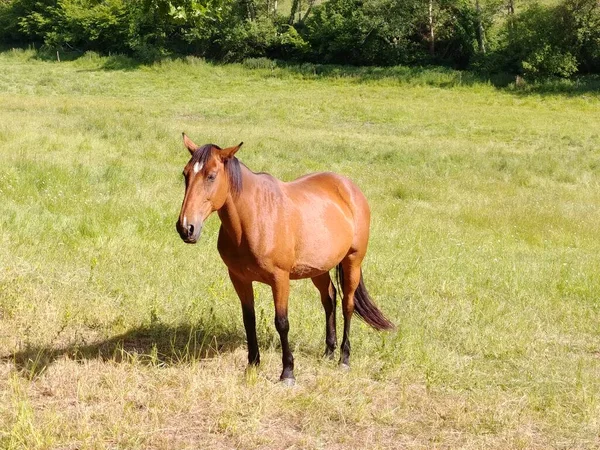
[{"left": 1, "top": 48, "right": 599, "bottom": 449}]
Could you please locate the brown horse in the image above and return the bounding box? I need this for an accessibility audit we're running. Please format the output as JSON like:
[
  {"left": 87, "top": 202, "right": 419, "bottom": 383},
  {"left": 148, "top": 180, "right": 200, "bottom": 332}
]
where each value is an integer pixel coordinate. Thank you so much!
[{"left": 176, "top": 133, "right": 393, "bottom": 385}]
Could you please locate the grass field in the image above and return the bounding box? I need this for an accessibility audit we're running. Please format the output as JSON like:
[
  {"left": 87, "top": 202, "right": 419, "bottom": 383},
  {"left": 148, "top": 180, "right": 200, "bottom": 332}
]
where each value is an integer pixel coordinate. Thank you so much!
[{"left": 1, "top": 48, "right": 599, "bottom": 449}]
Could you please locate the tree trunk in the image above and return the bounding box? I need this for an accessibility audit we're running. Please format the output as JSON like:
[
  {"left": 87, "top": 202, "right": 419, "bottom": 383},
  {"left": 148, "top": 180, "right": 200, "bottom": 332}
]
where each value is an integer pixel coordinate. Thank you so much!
[
  {"left": 476, "top": 0, "right": 486, "bottom": 54},
  {"left": 289, "top": 0, "right": 299, "bottom": 24},
  {"left": 507, "top": 0, "right": 515, "bottom": 40},
  {"left": 301, "top": 0, "right": 315, "bottom": 22},
  {"left": 429, "top": 0, "right": 435, "bottom": 56},
  {"left": 244, "top": 0, "right": 256, "bottom": 20}
]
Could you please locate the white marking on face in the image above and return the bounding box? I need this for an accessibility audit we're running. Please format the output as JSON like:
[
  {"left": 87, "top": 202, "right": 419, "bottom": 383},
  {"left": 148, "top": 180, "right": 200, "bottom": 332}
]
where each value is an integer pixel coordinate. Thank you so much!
[{"left": 193, "top": 161, "right": 203, "bottom": 174}]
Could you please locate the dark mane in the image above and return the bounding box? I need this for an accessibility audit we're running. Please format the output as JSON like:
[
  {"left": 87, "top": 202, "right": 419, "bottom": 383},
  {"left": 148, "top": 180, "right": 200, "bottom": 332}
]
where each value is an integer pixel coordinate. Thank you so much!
[{"left": 191, "top": 144, "right": 242, "bottom": 197}]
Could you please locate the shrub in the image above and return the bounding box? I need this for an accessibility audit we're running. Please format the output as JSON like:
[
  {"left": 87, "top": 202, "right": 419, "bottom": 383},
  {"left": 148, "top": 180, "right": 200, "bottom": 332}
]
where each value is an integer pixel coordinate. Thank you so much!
[
  {"left": 54, "top": 0, "right": 128, "bottom": 52},
  {"left": 216, "top": 16, "right": 279, "bottom": 61},
  {"left": 498, "top": 0, "right": 600, "bottom": 77},
  {"left": 303, "top": 0, "right": 414, "bottom": 65}
]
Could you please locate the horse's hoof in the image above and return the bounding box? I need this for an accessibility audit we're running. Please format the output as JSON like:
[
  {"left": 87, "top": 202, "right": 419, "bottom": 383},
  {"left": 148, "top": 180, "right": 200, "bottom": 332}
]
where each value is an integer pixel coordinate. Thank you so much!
[
  {"left": 280, "top": 377, "right": 296, "bottom": 387},
  {"left": 339, "top": 363, "right": 350, "bottom": 371}
]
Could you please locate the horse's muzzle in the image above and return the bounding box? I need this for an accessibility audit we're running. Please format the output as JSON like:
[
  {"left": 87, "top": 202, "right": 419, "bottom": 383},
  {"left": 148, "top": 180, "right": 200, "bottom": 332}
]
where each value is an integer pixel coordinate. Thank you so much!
[{"left": 176, "top": 220, "right": 202, "bottom": 244}]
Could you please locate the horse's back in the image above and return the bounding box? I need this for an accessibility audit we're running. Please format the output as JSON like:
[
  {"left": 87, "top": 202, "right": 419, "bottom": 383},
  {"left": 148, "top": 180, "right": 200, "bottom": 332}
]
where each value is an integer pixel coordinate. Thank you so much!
[
  {"left": 283, "top": 172, "right": 370, "bottom": 279},
  {"left": 286, "top": 171, "right": 369, "bottom": 221}
]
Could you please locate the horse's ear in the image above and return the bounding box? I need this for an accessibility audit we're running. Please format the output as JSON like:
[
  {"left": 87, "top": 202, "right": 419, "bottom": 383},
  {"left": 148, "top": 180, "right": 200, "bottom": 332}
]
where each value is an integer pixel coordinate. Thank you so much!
[
  {"left": 220, "top": 142, "right": 243, "bottom": 160},
  {"left": 182, "top": 133, "right": 198, "bottom": 155}
]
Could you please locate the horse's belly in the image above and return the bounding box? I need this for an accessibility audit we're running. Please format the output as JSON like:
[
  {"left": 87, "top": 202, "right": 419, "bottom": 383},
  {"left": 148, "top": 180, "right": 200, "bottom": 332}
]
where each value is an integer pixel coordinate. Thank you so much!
[
  {"left": 289, "top": 204, "right": 353, "bottom": 279},
  {"left": 289, "top": 265, "right": 329, "bottom": 280},
  {"left": 289, "top": 241, "right": 349, "bottom": 279}
]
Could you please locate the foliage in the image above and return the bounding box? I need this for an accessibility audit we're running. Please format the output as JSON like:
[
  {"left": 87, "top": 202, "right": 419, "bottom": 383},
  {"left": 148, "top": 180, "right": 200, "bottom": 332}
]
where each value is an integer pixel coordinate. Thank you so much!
[
  {"left": 501, "top": 3, "right": 578, "bottom": 77},
  {"left": 53, "top": 0, "right": 128, "bottom": 52},
  {"left": 0, "top": 0, "right": 599, "bottom": 75},
  {"left": 558, "top": 0, "right": 600, "bottom": 73},
  {"left": 425, "top": 0, "right": 480, "bottom": 67},
  {"left": 0, "top": 0, "right": 58, "bottom": 43},
  {"left": 495, "top": 0, "right": 600, "bottom": 77},
  {"left": 301, "top": 0, "right": 479, "bottom": 67},
  {"left": 215, "top": 16, "right": 279, "bottom": 61}
]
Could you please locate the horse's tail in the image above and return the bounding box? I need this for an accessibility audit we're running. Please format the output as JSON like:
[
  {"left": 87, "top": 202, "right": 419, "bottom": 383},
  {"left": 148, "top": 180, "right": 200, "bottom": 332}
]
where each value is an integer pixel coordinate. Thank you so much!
[{"left": 335, "top": 264, "right": 394, "bottom": 330}]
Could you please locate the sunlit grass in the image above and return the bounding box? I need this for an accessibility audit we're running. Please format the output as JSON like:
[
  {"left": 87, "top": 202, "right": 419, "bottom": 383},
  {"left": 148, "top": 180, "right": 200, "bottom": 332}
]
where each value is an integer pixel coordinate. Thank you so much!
[{"left": 0, "top": 49, "right": 599, "bottom": 449}]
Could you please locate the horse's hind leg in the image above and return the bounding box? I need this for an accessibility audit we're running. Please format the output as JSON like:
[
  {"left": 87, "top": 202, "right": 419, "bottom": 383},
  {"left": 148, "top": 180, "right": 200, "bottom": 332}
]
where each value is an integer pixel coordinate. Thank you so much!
[
  {"left": 339, "top": 258, "right": 362, "bottom": 368},
  {"left": 311, "top": 272, "right": 337, "bottom": 358}
]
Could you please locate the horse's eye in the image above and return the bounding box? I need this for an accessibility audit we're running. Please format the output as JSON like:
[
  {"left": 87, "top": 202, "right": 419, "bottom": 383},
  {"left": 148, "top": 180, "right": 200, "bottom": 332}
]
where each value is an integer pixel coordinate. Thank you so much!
[{"left": 207, "top": 173, "right": 217, "bottom": 182}]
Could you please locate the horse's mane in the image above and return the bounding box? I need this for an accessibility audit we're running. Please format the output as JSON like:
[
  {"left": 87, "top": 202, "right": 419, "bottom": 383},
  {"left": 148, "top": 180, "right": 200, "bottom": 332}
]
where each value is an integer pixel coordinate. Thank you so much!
[{"left": 190, "top": 144, "right": 242, "bottom": 197}]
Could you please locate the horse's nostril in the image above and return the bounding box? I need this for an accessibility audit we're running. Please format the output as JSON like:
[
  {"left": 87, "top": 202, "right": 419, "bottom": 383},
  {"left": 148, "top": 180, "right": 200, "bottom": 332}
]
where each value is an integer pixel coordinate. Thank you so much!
[{"left": 188, "top": 224, "right": 194, "bottom": 236}]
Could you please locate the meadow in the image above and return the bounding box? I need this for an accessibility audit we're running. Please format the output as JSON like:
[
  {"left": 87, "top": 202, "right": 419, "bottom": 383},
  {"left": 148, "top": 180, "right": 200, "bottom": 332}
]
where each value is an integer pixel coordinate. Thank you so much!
[{"left": 0, "top": 49, "right": 599, "bottom": 449}]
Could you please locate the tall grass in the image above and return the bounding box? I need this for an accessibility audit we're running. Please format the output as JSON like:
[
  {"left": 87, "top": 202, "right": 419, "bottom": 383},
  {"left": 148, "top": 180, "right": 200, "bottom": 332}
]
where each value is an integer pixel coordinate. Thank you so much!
[{"left": 0, "top": 50, "right": 599, "bottom": 449}]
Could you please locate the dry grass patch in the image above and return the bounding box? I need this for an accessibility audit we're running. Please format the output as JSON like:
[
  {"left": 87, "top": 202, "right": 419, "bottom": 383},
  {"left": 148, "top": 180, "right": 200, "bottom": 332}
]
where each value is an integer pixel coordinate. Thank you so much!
[{"left": 0, "top": 352, "right": 567, "bottom": 449}]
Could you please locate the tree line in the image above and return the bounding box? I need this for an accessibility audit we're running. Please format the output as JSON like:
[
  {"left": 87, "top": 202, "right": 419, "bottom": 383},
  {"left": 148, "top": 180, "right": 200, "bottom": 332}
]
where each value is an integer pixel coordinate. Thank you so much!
[{"left": 1, "top": 0, "right": 599, "bottom": 77}]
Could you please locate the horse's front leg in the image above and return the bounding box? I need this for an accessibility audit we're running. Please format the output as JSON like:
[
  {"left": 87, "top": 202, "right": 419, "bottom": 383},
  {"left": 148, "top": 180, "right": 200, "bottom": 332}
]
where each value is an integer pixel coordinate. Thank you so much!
[
  {"left": 271, "top": 273, "right": 294, "bottom": 385},
  {"left": 229, "top": 271, "right": 259, "bottom": 366}
]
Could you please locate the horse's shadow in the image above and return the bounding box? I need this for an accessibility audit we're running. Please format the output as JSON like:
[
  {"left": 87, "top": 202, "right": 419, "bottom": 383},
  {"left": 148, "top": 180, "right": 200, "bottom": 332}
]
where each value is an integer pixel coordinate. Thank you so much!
[{"left": 2, "top": 322, "right": 245, "bottom": 377}]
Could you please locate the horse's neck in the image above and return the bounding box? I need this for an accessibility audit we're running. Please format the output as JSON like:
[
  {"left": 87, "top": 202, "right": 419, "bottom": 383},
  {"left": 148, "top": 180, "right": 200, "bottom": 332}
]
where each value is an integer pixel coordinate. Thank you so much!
[{"left": 217, "top": 165, "right": 260, "bottom": 245}]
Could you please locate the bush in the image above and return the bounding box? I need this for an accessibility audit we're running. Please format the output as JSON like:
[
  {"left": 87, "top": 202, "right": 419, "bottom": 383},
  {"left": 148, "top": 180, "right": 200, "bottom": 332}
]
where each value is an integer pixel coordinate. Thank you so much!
[
  {"left": 0, "top": 0, "right": 58, "bottom": 44},
  {"left": 303, "top": 0, "right": 418, "bottom": 65},
  {"left": 302, "top": 0, "right": 479, "bottom": 67},
  {"left": 216, "top": 16, "right": 278, "bottom": 61},
  {"left": 53, "top": 0, "right": 128, "bottom": 52},
  {"left": 498, "top": 0, "right": 600, "bottom": 77},
  {"left": 502, "top": 4, "right": 578, "bottom": 77},
  {"left": 276, "top": 24, "right": 309, "bottom": 60},
  {"left": 432, "top": 0, "right": 479, "bottom": 68},
  {"left": 559, "top": 0, "right": 600, "bottom": 73}
]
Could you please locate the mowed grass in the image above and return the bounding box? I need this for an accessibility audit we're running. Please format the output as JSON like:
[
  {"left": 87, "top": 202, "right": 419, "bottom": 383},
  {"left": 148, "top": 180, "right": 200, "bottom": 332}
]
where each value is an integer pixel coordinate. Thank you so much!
[{"left": 0, "top": 48, "right": 599, "bottom": 449}]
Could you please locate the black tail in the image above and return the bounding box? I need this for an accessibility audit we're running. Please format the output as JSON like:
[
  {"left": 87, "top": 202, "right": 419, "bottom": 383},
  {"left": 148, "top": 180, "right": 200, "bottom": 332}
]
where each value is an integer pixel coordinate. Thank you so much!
[{"left": 335, "top": 264, "right": 394, "bottom": 330}]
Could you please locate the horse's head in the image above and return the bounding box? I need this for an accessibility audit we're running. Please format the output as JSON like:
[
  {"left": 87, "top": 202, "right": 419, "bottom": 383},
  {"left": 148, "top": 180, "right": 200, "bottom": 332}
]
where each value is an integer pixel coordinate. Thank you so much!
[{"left": 176, "top": 133, "right": 243, "bottom": 244}]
